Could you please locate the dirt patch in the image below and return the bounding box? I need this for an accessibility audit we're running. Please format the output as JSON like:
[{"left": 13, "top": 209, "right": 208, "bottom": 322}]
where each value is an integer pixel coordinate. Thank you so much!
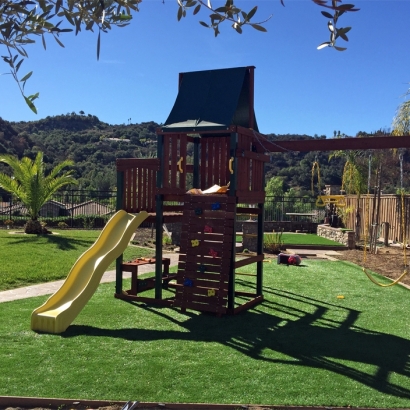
[
  {"left": 131, "top": 227, "right": 176, "bottom": 252},
  {"left": 331, "top": 246, "right": 410, "bottom": 286}
]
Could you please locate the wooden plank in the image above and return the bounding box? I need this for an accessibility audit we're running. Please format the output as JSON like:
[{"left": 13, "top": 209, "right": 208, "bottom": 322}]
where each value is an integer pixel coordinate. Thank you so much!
[
  {"left": 200, "top": 137, "right": 207, "bottom": 189},
  {"left": 179, "top": 262, "right": 231, "bottom": 274},
  {"left": 125, "top": 168, "right": 132, "bottom": 211},
  {"left": 174, "top": 277, "right": 229, "bottom": 289},
  {"left": 162, "top": 135, "right": 170, "bottom": 188},
  {"left": 235, "top": 254, "right": 264, "bottom": 269},
  {"left": 180, "top": 231, "right": 233, "bottom": 243},
  {"left": 179, "top": 254, "right": 231, "bottom": 268},
  {"left": 236, "top": 191, "right": 265, "bottom": 203},
  {"left": 253, "top": 161, "right": 264, "bottom": 192},
  {"left": 235, "top": 149, "right": 270, "bottom": 162},
  {"left": 149, "top": 168, "right": 156, "bottom": 211},
  {"left": 185, "top": 194, "right": 236, "bottom": 205},
  {"left": 141, "top": 166, "right": 146, "bottom": 211},
  {"left": 176, "top": 269, "right": 230, "bottom": 281},
  {"left": 183, "top": 210, "right": 236, "bottom": 220},
  {"left": 229, "top": 295, "right": 264, "bottom": 314},
  {"left": 207, "top": 138, "right": 214, "bottom": 191},
  {"left": 116, "top": 158, "right": 160, "bottom": 171},
  {"left": 183, "top": 241, "right": 232, "bottom": 255},
  {"left": 220, "top": 137, "right": 229, "bottom": 185},
  {"left": 171, "top": 135, "right": 178, "bottom": 189},
  {"left": 179, "top": 134, "right": 187, "bottom": 190},
  {"left": 182, "top": 218, "right": 235, "bottom": 231}
]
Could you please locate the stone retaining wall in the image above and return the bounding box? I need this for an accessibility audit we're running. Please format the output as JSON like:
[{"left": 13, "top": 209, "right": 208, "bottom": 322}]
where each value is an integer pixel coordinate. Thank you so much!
[{"left": 317, "top": 224, "right": 355, "bottom": 249}]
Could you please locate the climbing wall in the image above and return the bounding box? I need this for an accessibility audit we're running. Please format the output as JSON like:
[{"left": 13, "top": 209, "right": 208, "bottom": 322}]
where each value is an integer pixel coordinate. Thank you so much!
[{"left": 174, "top": 195, "right": 236, "bottom": 315}]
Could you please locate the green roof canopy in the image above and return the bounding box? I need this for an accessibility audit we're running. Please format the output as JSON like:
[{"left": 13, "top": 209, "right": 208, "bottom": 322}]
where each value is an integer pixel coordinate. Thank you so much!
[{"left": 162, "top": 66, "right": 258, "bottom": 133}]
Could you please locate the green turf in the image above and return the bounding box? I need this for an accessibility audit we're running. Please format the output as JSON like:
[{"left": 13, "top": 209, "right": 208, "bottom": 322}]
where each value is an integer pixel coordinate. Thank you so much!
[
  {"left": 0, "top": 229, "right": 154, "bottom": 291},
  {"left": 269, "top": 233, "right": 345, "bottom": 246},
  {"left": 1, "top": 259, "right": 410, "bottom": 407}
]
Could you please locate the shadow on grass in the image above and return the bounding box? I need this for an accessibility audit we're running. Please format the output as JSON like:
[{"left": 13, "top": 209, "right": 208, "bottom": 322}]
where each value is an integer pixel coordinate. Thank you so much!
[
  {"left": 63, "top": 288, "right": 410, "bottom": 400},
  {"left": 2, "top": 233, "right": 95, "bottom": 251}
]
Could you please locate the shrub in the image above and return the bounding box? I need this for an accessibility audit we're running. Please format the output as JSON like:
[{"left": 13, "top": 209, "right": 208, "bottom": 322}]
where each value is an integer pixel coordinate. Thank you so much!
[
  {"left": 264, "top": 230, "right": 284, "bottom": 254},
  {"left": 58, "top": 222, "right": 69, "bottom": 229}
]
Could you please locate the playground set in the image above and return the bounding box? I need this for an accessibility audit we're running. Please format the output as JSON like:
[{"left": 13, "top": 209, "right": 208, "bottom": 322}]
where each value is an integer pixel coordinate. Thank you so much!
[
  {"left": 114, "top": 66, "right": 268, "bottom": 315},
  {"left": 31, "top": 66, "right": 410, "bottom": 334}
]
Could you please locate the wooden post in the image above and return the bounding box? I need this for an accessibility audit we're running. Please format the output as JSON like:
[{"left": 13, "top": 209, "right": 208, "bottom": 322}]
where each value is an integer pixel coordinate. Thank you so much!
[
  {"left": 383, "top": 222, "right": 390, "bottom": 246},
  {"left": 155, "top": 134, "right": 164, "bottom": 299},
  {"left": 193, "top": 137, "right": 199, "bottom": 188},
  {"left": 115, "top": 169, "right": 124, "bottom": 295},
  {"left": 256, "top": 202, "right": 264, "bottom": 296},
  {"left": 228, "top": 132, "right": 238, "bottom": 310}
]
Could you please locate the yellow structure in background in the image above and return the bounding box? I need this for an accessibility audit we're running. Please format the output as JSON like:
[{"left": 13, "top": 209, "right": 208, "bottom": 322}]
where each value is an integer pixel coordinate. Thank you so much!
[
  {"left": 315, "top": 195, "right": 346, "bottom": 208},
  {"left": 31, "top": 210, "right": 148, "bottom": 334}
]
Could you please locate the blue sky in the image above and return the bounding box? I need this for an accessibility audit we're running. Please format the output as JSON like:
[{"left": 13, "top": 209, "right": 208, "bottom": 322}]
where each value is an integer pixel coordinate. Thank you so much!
[{"left": 1, "top": 0, "right": 410, "bottom": 138}]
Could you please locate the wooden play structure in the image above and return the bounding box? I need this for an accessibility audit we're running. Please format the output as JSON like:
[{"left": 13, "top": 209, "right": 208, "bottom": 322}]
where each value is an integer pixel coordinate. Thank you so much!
[
  {"left": 115, "top": 67, "right": 268, "bottom": 314},
  {"left": 114, "top": 66, "right": 410, "bottom": 314}
]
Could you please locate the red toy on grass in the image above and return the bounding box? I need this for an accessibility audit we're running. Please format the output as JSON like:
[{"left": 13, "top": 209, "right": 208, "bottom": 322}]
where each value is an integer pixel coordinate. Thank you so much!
[{"left": 277, "top": 253, "right": 302, "bottom": 266}]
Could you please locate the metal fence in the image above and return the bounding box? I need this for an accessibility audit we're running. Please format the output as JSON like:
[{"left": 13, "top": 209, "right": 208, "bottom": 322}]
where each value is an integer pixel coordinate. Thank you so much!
[
  {"left": 0, "top": 190, "right": 117, "bottom": 229},
  {"left": 264, "top": 196, "right": 324, "bottom": 222},
  {"left": 0, "top": 191, "right": 323, "bottom": 229}
]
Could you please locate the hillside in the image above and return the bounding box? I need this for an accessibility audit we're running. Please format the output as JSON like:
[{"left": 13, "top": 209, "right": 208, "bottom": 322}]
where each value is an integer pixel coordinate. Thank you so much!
[
  {"left": 1, "top": 113, "right": 159, "bottom": 192},
  {"left": 1, "top": 113, "right": 407, "bottom": 196}
]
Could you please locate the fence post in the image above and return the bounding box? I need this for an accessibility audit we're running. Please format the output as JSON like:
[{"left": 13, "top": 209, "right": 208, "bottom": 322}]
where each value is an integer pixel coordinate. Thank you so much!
[{"left": 71, "top": 190, "right": 74, "bottom": 228}]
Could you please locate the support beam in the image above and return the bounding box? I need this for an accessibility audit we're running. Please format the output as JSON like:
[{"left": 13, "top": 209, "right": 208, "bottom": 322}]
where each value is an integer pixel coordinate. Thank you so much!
[{"left": 245, "top": 132, "right": 410, "bottom": 153}]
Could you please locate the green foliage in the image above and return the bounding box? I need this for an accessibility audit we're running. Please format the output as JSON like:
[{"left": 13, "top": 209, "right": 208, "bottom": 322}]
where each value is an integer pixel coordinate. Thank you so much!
[
  {"left": 265, "top": 176, "right": 285, "bottom": 197},
  {"left": 392, "top": 100, "right": 410, "bottom": 136},
  {"left": 264, "top": 230, "right": 284, "bottom": 253},
  {"left": 0, "top": 152, "right": 77, "bottom": 231},
  {"left": 328, "top": 133, "right": 368, "bottom": 196},
  {"left": 2, "top": 116, "right": 408, "bottom": 195},
  {"left": 6, "top": 115, "right": 158, "bottom": 190}
]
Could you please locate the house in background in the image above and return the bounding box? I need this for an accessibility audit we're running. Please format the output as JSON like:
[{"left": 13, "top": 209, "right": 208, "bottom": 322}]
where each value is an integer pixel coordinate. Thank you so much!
[{"left": 0, "top": 200, "right": 114, "bottom": 219}]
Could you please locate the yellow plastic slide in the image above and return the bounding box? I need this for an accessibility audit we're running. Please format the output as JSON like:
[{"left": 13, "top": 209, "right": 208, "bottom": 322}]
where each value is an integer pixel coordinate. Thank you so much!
[{"left": 31, "top": 210, "right": 148, "bottom": 334}]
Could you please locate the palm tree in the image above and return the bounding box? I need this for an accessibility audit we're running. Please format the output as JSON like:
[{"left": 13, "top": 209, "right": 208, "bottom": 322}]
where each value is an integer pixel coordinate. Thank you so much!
[
  {"left": 0, "top": 152, "right": 77, "bottom": 234},
  {"left": 392, "top": 100, "right": 410, "bottom": 136}
]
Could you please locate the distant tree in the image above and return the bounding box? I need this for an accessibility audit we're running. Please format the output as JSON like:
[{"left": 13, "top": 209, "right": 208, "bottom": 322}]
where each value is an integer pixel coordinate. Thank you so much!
[
  {"left": 265, "top": 176, "right": 286, "bottom": 198},
  {"left": 1, "top": 0, "right": 358, "bottom": 113},
  {"left": 0, "top": 152, "right": 77, "bottom": 233}
]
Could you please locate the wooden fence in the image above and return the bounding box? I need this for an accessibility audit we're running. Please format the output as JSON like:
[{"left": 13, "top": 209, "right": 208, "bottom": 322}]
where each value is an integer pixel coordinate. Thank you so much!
[{"left": 344, "top": 194, "right": 410, "bottom": 243}]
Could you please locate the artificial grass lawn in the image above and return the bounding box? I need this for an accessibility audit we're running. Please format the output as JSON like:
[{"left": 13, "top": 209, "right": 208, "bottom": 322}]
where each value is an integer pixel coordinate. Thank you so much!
[
  {"left": 0, "top": 229, "right": 154, "bottom": 291},
  {"left": 1, "top": 259, "right": 410, "bottom": 407},
  {"left": 277, "top": 233, "right": 345, "bottom": 246}
]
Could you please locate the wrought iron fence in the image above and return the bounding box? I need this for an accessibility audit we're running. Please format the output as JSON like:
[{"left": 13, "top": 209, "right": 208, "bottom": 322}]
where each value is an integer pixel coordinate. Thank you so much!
[
  {"left": 0, "top": 190, "right": 116, "bottom": 229},
  {"left": 0, "top": 191, "right": 324, "bottom": 229},
  {"left": 264, "top": 196, "right": 324, "bottom": 223}
]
